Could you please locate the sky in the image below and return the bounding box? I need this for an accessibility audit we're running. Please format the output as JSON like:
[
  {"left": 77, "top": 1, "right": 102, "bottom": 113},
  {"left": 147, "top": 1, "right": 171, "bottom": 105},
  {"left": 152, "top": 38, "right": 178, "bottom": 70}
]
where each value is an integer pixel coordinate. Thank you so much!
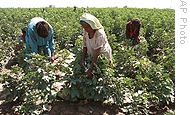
[{"left": 0, "top": 0, "right": 175, "bottom": 9}]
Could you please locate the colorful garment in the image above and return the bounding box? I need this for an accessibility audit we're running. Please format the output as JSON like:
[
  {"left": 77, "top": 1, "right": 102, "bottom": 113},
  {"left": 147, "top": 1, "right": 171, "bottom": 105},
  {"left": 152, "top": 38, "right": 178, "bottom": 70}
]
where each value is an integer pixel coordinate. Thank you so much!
[
  {"left": 26, "top": 17, "right": 55, "bottom": 58},
  {"left": 126, "top": 18, "right": 141, "bottom": 45}
]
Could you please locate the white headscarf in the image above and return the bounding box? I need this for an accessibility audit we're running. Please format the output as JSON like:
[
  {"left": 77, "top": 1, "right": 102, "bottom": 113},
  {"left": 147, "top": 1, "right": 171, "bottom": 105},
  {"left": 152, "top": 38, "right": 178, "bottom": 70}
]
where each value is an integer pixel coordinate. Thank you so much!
[{"left": 80, "top": 13, "right": 104, "bottom": 30}]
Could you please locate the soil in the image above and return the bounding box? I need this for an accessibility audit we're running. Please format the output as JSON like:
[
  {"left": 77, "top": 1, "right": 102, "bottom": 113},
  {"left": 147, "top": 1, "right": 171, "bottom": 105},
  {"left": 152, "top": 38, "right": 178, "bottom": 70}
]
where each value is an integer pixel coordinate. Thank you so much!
[{"left": 0, "top": 98, "right": 175, "bottom": 115}]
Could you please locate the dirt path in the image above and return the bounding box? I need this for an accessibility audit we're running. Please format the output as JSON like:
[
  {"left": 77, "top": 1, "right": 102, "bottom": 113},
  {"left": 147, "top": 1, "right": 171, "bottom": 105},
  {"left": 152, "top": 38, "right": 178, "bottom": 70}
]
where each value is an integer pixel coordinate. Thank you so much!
[{"left": 0, "top": 99, "right": 175, "bottom": 115}]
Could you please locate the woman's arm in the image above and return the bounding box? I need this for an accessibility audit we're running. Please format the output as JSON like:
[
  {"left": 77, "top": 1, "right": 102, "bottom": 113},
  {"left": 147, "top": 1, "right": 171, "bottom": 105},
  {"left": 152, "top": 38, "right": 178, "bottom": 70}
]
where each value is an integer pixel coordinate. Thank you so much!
[
  {"left": 49, "top": 28, "right": 55, "bottom": 54},
  {"left": 49, "top": 28, "right": 55, "bottom": 63},
  {"left": 26, "top": 28, "right": 38, "bottom": 58},
  {"left": 80, "top": 31, "right": 87, "bottom": 66},
  {"left": 126, "top": 22, "right": 131, "bottom": 40},
  {"left": 50, "top": 52, "right": 55, "bottom": 63},
  {"left": 86, "top": 47, "right": 101, "bottom": 77},
  {"left": 80, "top": 47, "right": 87, "bottom": 66},
  {"left": 133, "top": 24, "right": 141, "bottom": 40}
]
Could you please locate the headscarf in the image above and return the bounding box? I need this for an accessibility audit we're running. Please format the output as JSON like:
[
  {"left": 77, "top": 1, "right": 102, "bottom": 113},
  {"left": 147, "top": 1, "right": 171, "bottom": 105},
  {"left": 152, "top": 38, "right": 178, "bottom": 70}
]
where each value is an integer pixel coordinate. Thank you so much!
[{"left": 80, "top": 13, "right": 104, "bottom": 30}]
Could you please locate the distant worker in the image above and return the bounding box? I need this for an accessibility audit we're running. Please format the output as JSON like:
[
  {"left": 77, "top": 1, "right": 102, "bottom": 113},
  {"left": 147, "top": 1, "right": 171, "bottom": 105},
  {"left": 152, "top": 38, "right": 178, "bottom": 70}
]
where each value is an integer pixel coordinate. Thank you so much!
[
  {"left": 73, "top": 6, "right": 77, "bottom": 12},
  {"left": 126, "top": 18, "right": 141, "bottom": 46},
  {"left": 42, "top": 8, "right": 46, "bottom": 13},
  {"left": 84, "top": 8, "right": 87, "bottom": 12}
]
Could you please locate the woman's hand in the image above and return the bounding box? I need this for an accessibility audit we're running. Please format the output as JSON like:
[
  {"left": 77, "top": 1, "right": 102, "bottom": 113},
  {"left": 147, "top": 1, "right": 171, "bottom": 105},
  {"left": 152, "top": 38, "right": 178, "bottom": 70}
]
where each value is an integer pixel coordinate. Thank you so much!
[
  {"left": 86, "top": 67, "right": 92, "bottom": 78},
  {"left": 50, "top": 55, "right": 54, "bottom": 63},
  {"left": 50, "top": 52, "right": 55, "bottom": 63},
  {"left": 80, "top": 61, "right": 85, "bottom": 67}
]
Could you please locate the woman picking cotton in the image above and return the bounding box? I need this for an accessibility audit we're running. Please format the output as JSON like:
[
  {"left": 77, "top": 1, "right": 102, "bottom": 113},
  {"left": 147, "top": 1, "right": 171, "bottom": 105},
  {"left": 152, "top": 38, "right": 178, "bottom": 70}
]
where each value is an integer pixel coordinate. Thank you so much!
[
  {"left": 79, "top": 13, "right": 112, "bottom": 78},
  {"left": 26, "top": 17, "right": 55, "bottom": 63},
  {"left": 126, "top": 18, "right": 141, "bottom": 46}
]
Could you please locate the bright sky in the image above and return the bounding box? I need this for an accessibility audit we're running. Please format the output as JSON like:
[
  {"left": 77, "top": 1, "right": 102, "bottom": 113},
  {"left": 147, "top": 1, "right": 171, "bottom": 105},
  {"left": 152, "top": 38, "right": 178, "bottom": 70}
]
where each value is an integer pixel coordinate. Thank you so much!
[{"left": 0, "top": 0, "right": 175, "bottom": 9}]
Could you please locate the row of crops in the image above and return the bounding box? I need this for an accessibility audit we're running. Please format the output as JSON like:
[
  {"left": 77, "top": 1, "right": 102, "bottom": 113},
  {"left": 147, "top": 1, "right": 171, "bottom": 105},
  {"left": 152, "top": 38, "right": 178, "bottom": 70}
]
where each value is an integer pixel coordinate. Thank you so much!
[{"left": 0, "top": 7, "right": 175, "bottom": 114}]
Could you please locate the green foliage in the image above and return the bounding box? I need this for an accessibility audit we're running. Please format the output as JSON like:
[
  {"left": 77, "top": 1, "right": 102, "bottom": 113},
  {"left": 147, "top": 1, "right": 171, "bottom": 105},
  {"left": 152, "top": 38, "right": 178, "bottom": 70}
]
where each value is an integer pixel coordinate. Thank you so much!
[
  {"left": 1, "top": 51, "right": 70, "bottom": 114},
  {"left": 62, "top": 47, "right": 125, "bottom": 104},
  {"left": 0, "top": 7, "right": 174, "bottom": 114}
]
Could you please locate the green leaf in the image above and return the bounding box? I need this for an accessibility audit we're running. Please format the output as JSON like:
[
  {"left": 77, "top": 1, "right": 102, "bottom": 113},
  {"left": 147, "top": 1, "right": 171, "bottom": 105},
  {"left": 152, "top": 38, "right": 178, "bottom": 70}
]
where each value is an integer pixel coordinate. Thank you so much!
[{"left": 71, "top": 88, "right": 80, "bottom": 98}]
